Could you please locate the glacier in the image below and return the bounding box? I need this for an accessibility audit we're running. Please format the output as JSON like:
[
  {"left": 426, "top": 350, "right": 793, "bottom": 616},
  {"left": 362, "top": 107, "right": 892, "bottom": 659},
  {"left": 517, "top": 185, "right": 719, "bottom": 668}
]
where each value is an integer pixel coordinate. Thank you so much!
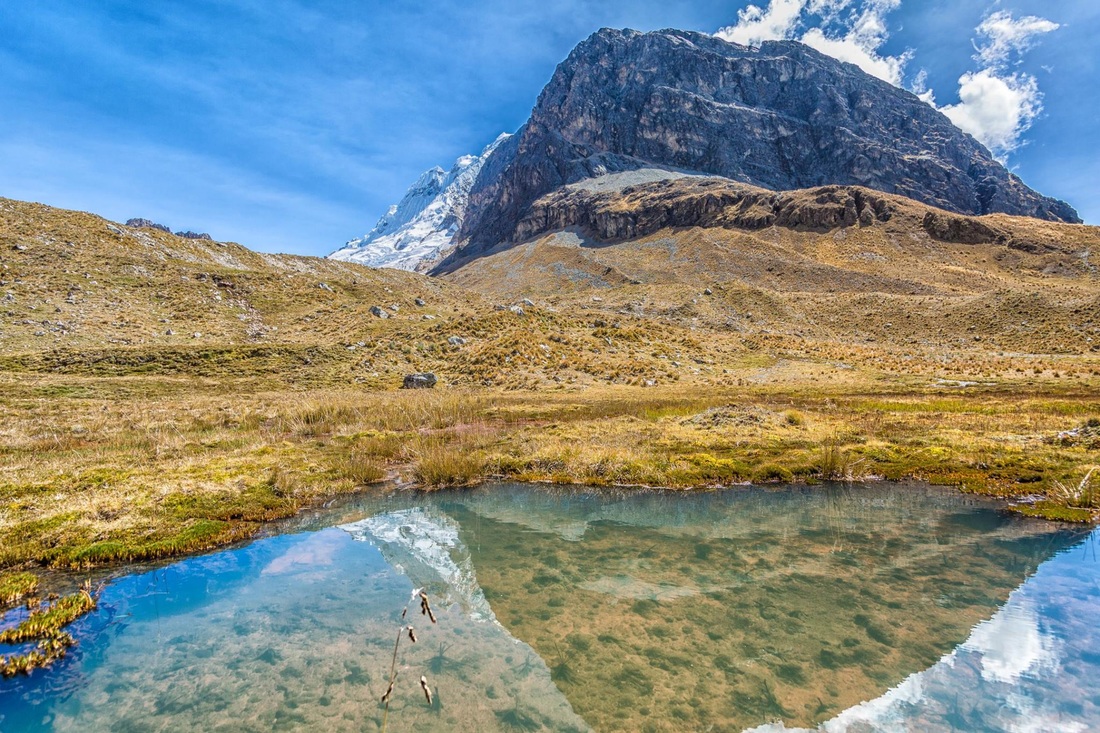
[{"left": 327, "top": 133, "right": 509, "bottom": 271}]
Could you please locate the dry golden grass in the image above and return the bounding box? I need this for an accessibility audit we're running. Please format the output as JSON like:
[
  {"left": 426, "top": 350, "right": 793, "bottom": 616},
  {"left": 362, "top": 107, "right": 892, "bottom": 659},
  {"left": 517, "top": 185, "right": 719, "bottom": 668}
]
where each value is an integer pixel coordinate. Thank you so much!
[
  {"left": 2, "top": 368, "right": 1098, "bottom": 583},
  {"left": 1, "top": 193, "right": 1098, "bottom": 588}
]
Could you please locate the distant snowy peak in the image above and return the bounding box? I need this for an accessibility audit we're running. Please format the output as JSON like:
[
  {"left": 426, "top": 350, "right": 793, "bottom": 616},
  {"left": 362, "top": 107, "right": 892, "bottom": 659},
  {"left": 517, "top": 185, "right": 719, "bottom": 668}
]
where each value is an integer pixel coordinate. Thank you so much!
[{"left": 328, "top": 133, "right": 510, "bottom": 271}]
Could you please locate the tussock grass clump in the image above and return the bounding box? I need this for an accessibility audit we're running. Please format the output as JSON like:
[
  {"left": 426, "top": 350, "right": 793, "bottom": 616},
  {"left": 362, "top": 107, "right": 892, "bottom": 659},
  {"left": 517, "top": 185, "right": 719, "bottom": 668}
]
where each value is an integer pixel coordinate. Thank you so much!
[
  {"left": 0, "top": 581, "right": 98, "bottom": 677},
  {"left": 334, "top": 454, "right": 386, "bottom": 486},
  {"left": 412, "top": 438, "right": 487, "bottom": 488},
  {"left": 0, "top": 572, "right": 39, "bottom": 609},
  {"left": 1048, "top": 467, "right": 1098, "bottom": 508},
  {"left": 784, "top": 410, "right": 806, "bottom": 427},
  {"left": 751, "top": 464, "right": 794, "bottom": 484},
  {"left": 817, "top": 436, "right": 863, "bottom": 481}
]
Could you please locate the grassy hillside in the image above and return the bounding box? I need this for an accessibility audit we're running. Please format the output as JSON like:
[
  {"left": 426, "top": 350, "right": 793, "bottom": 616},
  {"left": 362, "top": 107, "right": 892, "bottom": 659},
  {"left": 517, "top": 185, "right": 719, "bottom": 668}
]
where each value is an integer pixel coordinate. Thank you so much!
[
  {"left": 446, "top": 180, "right": 1100, "bottom": 356},
  {"left": 1, "top": 194, "right": 1098, "bottom": 618}
]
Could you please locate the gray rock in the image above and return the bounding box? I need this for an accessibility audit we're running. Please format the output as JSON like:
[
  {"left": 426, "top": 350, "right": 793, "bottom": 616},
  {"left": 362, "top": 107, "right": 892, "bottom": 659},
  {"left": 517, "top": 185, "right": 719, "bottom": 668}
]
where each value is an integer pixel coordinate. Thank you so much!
[
  {"left": 175, "top": 230, "right": 213, "bottom": 241},
  {"left": 126, "top": 218, "right": 171, "bottom": 233},
  {"left": 448, "top": 336, "right": 467, "bottom": 346},
  {"left": 402, "top": 373, "right": 438, "bottom": 390},
  {"left": 509, "top": 305, "right": 525, "bottom": 316},
  {"left": 318, "top": 282, "right": 334, "bottom": 292},
  {"left": 369, "top": 305, "right": 390, "bottom": 319},
  {"left": 415, "top": 297, "right": 426, "bottom": 306},
  {"left": 521, "top": 298, "right": 535, "bottom": 307},
  {"left": 445, "top": 28, "right": 1079, "bottom": 267}
]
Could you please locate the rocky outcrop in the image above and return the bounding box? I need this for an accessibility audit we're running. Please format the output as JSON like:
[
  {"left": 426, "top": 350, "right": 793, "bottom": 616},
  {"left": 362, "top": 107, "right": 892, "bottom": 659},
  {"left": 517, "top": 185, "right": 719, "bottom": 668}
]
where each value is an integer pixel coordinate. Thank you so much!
[
  {"left": 510, "top": 177, "right": 903, "bottom": 244},
  {"left": 446, "top": 28, "right": 1079, "bottom": 266},
  {"left": 175, "top": 231, "right": 213, "bottom": 241},
  {"left": 457, "top": 174, "right": 1075, "bottom": 260},
  {"left": 125, "top": 218, "right": 170, "bottom": 233}
]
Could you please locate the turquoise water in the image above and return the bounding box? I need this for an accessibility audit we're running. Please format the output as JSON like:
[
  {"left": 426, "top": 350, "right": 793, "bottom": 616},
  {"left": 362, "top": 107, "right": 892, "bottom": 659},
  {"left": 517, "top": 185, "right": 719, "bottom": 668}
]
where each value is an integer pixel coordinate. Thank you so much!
[{"left": 1, "top": 482, "right": 1096, "bottom": 732}]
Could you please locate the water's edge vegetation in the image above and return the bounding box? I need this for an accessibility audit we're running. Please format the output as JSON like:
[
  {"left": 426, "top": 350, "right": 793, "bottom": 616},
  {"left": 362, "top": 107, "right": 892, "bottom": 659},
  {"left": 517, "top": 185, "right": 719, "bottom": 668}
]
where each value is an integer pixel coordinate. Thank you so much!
[{"left": 2, "top": 382, "right": 1098, "bottom": 676}]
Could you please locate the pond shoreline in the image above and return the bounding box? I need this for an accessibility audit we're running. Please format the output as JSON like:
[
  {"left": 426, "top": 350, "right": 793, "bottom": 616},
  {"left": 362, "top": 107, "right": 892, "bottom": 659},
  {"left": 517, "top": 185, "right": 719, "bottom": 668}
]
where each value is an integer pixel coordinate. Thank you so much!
[{"left": 4, "top": 481, "right": 1096, "bottom": 731}]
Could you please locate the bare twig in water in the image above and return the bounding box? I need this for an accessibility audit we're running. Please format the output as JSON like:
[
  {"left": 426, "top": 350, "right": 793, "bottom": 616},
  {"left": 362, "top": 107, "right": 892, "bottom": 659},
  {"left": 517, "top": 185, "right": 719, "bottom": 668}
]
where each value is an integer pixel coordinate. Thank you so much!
[
  {"left": 380, "top": 589, "right": 438, "bottom": 733},
  {"left": 420, "top": 675, "right": 433, "bottom": 705}
]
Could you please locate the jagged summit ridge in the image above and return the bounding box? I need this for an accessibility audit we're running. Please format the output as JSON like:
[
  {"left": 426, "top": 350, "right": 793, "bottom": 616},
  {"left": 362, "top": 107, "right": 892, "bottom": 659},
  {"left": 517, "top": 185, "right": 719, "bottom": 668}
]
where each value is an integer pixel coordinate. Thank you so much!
[
  {"left": 445, "top": 27, "right": 1079, "bottom": 265},
  {"left": 329, "top": 133, "right": 510, "bottom": 271}
]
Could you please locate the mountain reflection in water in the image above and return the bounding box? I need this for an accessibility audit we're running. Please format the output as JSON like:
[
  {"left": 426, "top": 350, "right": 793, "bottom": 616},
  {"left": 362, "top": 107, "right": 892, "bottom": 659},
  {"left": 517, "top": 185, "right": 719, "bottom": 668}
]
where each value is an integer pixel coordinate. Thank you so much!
[{"left": 0, "top": 482, "right": 1094, "bottom": 733}]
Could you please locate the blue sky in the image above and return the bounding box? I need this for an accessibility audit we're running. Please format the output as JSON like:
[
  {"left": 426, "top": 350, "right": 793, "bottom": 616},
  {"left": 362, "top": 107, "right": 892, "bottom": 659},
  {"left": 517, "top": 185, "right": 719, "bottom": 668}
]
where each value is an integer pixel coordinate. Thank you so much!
[{"left": 0, "top": 1, "right": 1096, "bottom": 256}]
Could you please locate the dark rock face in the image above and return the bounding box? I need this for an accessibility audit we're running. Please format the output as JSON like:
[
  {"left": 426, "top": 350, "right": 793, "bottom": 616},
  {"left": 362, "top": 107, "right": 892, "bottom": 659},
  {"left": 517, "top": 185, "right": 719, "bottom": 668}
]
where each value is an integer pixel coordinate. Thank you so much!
[
  {"left": 402, "top": 373, "right": 438, "bottom": 390},
  {"left": 175, "top": 231, "right": 213, "bottom": 241},
  {"left": 449, "top": 28, "right": 1079, "bottom": 264},
  {"left": 125, "top": 218, "right": 170, "bottom": 233},
  {"left": 512, "top": 179, "right": 901, "bottom": 244}
]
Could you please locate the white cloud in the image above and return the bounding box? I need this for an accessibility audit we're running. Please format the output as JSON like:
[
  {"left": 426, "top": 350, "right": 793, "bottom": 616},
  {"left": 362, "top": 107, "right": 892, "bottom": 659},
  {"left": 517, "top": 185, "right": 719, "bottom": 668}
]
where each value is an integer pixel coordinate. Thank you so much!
[
  {"left": 974, "top": 11, "right": 1060, "bottom": 70},
  {"left": 940, "top": 70, "right": 1043, "bottom": 158},
  {"left": 714, "top": 3, "right": 1061, "bottom": 160},
  {"left": 715, "top": 0, "right": 910, "bottom": 86},
  {"left": 715, "top": 0, "right": 805, "bottom": 46},
  {"left": 938, "top": 11, "right": 1059, "bottom": 159}
]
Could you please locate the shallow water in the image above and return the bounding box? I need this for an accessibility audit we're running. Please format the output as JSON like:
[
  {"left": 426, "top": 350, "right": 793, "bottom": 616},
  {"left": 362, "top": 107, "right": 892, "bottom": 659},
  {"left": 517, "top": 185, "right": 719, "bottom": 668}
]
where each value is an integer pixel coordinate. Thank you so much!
[{"left": 1, "top": 482, "right": 1097, "bottom": 732}]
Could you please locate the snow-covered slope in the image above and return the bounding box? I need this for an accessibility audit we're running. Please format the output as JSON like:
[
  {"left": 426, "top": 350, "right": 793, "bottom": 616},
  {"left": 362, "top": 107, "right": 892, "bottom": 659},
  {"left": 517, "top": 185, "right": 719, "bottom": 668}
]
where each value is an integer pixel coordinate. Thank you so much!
[{"left": 328, "top": 133, "right": 510, "bottom": 271}]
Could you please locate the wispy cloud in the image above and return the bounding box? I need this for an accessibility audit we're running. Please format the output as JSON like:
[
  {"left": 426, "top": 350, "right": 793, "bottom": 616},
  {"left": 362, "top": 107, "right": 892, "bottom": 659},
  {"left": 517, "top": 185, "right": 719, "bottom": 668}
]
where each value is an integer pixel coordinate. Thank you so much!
[
  {"left": 715, "top": 3, "right": 1062, "bottom": 161},
  {"left": 715, "top": 0, "right": 911, "bottom": 86},
  {"left": 938, "top": 11, "right": 1060, "bottom": 160},
  {"left": 715, "top": 0, "right": 805, "bottom": 47}
]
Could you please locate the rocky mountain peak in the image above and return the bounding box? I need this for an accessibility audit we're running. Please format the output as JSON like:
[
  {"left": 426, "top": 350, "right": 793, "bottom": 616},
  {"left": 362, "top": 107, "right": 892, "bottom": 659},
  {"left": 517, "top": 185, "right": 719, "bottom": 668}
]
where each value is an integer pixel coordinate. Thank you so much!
[{"left": 444, "top": 27, "right": 1078, "bottom": 268}]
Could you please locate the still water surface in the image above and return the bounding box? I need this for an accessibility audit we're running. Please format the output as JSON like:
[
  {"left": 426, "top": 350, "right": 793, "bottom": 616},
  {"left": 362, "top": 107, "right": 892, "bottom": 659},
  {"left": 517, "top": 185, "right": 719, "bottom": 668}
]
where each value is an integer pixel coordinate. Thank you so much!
[{"left": 1, "top": 482, "right": 1097, "bottom": 732}]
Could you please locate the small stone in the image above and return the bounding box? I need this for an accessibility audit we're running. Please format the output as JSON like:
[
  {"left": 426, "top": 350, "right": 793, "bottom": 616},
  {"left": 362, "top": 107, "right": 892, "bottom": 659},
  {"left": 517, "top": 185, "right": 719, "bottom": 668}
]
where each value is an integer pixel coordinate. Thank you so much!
[
  {"left": 447, "top": 336, "right": 467, "bottom": 346},
  {"left": 165, "top": 329, "right": 174, "bottom": 336},
  {"left": 509, "top": 305, "right": 525, "bottom": 316},
  {"left": 415, "top": 297, "right": 426, "bottom": 306},
  {"left": 402, "top": 373, "right": 437, "bottom": 390},
  {"left": 369, "top": 306, "right": 390, "bottom": 319},
  {"left": 192, "top": 332, "right": 202, "bottom": 339},
  {"left": 703, "top": 288, "right": 713, "bottom": 295},
  {"left": 522, "top": 298, "right": 535, "bottom": 307},
  {"left": 318, "top": 282, "right": 334, "bottom": 292}
]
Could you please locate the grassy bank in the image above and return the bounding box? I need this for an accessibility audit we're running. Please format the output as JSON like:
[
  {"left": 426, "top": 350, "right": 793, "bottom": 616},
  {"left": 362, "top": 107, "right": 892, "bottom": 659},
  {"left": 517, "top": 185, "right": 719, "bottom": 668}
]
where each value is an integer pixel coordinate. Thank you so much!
[{"left": 1, "top": 371, "right": 1097, "bottom": 585}]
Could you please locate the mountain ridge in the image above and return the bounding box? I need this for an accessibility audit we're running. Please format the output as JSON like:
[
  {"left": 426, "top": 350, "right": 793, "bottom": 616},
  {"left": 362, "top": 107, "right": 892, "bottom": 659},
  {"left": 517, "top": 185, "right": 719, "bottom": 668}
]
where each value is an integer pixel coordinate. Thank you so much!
[{"left": 441, "top": 27, "right": 1078, "bottom": 269}]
